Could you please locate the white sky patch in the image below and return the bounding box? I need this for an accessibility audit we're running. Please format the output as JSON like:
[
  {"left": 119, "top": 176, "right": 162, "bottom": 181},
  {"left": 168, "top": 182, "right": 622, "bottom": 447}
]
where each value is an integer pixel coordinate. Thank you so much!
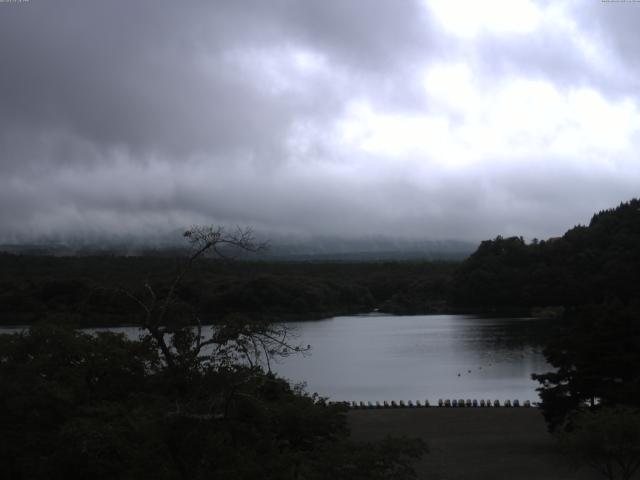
[
  {"left": 334, "top": 73, "right": 640, "bottom": 172},
  {"left": 567, "top": 88, "right": 639, "bottom": 153},
  {"left": 423, "top": 63, "right": 478, "bottom": 114},
  {"left": 426, "top": 0, "right": 542, "bottom": 37},
  {"left": 338, "top": 100, "right": 451, "bottom": 158},
  {"left": 485, "top": 79, "right": 566, "bottom": 156}
]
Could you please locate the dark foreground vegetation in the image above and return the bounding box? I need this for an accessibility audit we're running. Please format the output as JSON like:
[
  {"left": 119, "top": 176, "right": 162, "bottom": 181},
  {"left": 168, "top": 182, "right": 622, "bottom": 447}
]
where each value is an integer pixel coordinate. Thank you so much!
[{"left": 0, "top": 324, "right": 425, "bottom": 480}]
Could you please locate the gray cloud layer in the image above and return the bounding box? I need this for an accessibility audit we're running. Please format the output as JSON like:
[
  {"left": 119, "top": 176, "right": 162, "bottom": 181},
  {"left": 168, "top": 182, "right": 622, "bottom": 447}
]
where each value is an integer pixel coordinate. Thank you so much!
[{"left": 1, "top": 0, "right": 639, "bottom": 243}]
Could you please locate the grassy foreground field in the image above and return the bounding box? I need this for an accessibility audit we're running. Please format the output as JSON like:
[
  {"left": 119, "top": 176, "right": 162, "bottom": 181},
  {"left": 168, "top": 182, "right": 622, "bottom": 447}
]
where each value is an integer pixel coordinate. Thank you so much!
[{"left": 348, "top": 408, "right": 601, "bottom": 480}]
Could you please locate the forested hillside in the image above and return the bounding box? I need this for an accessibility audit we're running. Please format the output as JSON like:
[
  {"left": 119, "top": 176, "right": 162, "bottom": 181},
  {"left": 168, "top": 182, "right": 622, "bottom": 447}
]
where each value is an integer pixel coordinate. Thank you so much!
[{"left": 451, "top": 198, "right": 640, "bottom": 310}]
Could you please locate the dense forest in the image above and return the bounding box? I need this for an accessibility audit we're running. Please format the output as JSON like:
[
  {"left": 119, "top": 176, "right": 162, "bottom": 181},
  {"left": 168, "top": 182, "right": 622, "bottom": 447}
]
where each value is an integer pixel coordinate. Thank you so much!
[
  {"left": 0, "top": 255, "right": 455, "bottom": 326},
  {"left": 451, "top": 198, "right": 640, "bottom": 310}
]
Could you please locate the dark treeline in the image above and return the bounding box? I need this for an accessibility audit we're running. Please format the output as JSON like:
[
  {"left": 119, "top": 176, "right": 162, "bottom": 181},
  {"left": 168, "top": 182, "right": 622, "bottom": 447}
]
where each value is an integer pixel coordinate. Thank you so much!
[
  {"left": 4, "top": 199, "right": 640, "bottom": 327},
  {"left": 3, "top": 199, "right": 640, "bottom": 327},
  {"left": 451, "top": 198, "right": 640, "bottom": 310},
  {"left": 0, "top": 255, "right": 456, "bottom": 326}
]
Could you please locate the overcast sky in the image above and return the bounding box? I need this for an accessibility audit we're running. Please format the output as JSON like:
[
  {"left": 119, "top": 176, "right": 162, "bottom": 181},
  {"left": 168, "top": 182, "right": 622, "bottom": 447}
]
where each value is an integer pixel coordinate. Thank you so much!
[{"left": 1, "top": 0, "right": 639, "bottom": 243}]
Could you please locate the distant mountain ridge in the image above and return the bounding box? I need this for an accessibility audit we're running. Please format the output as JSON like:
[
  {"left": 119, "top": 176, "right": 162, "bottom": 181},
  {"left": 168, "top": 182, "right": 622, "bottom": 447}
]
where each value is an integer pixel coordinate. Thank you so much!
[
  {"left": 261, "top": 236, "right": 475, "bottom": 261},
  {"left": 0, "top": 235, "right": 476, "bottom": 261}
]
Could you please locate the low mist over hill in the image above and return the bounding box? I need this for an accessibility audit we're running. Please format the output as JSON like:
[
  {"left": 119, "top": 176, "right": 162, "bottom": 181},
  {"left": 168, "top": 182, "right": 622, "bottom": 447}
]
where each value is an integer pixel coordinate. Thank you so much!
[{"left": 0, "top": 234, "right": 476, "bottom": 261}]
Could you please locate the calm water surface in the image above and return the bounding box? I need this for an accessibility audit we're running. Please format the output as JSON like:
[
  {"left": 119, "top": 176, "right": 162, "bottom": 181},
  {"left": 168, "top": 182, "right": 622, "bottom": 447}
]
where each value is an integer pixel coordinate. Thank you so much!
[
  {"left": 0, "top": 314, "right": 552, "bottom": 403},
  {"left": 271, "top": 314, "right": 551, "bottom": 403}
]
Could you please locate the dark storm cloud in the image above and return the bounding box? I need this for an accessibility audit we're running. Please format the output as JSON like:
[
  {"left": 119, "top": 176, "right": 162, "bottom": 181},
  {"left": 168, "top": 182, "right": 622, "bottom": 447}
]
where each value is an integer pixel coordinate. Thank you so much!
[
  {"left": 1, "top": 1, "right": 293, "bottom": 162},
  {"left": 0, "top": 0, "right": 439, "bottom": 239},
  {"left": 0, "top": 0, "right": 639, "bottom": 243},
  {"left": 0, "top": 0, "right": 432, "bottom": 160}
]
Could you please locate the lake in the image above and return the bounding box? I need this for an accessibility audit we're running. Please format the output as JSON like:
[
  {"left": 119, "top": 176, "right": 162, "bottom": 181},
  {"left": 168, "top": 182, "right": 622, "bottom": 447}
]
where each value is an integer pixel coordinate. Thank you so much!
[
  {"left": 0, "top": 314, "right": 552, "bottom": 403},
  {"left": 270, "top": 314, "right": 551, "bottom": 403}
]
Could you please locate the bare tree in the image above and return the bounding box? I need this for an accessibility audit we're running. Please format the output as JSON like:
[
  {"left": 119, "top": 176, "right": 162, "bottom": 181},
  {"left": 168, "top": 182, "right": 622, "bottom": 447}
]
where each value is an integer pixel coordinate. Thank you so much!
[{"left": 121, "top": 226, "right": 308, "bottom": 371}]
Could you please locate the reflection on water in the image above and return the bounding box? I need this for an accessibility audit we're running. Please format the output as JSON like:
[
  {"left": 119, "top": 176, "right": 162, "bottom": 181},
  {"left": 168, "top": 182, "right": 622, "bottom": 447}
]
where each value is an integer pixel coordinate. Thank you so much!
[
  {"left": 0, "top": 314, "right": 553, "bottom": 403},
  {"left": 271, "top": 314, "right": 552, "bottom": 402}
]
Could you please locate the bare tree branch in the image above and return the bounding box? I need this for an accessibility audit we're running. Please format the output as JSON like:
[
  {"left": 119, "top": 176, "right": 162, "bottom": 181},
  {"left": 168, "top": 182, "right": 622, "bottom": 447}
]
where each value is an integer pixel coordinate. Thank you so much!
[{"left": 118, "top": 225, "right": 307, "bottom": 374}]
